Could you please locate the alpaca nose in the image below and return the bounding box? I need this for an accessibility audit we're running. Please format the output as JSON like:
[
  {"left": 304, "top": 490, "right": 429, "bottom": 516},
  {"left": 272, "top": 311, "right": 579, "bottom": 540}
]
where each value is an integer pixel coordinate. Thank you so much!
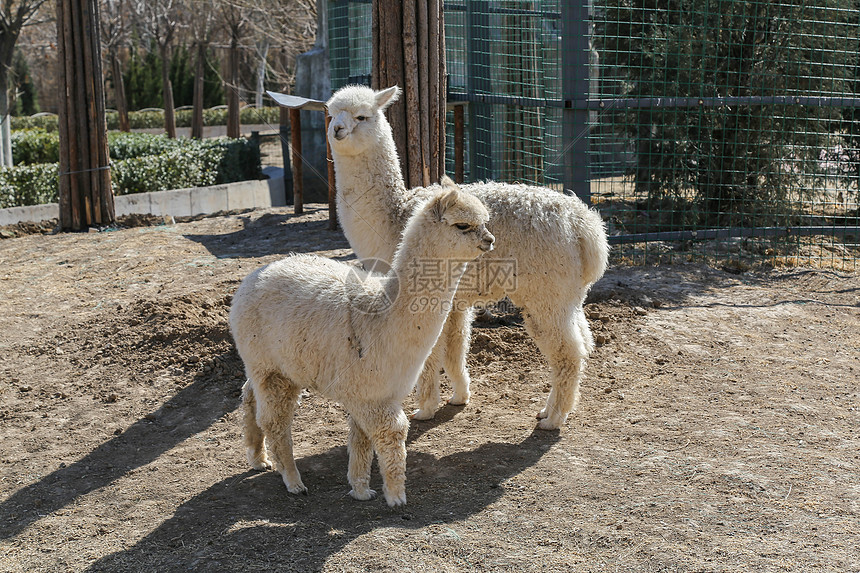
[
  {"left": 479, "top": 231, "right": 495, "bottom": 252},
  {"left": 333, "top": 125, "right": 346, "bottom": 140}
]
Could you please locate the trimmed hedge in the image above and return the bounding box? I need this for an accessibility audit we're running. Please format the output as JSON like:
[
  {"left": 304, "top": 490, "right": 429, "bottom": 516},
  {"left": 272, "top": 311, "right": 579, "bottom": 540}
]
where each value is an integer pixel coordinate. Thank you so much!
[
  {"left": 0, "top": 163, "right": 59, "bottom": 209},
  {"left": 11, "top": 107, "right": 281, "bottom": 132},
  {"left": 12, "top": 129, "right": 60, "bottom": 165},
  {"left": 1, "top": 133, "right": 261, "bottom": 209}
]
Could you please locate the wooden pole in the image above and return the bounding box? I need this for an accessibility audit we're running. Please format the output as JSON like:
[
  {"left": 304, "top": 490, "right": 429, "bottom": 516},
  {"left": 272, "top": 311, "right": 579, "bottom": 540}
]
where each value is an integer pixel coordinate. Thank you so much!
[
  {"left": 374, "top": 0, "right": 446, "bottom": 188},
  {"left": 325, "top": 114, "right": 338, "bottom": 230},
  {"left": 290, "top": 108, "right": 303, "bottom": 214},
  {"left": 279, "top": 106, "right": 294, "bottom": 205},
  {"left": 428, "top": 0, "right": 441, "bottom": 181},
  {"left": 402, "top": 0, "right": 421, "bottom": 189},
  {"left": 57, "top": 0, "right": 114, "bottom": 231},
  {"left": 454, "top": 104, "right": 464, "bottom": 183},
  {"left": 417, "top": 0, "right": 430, "bottom": 187}
]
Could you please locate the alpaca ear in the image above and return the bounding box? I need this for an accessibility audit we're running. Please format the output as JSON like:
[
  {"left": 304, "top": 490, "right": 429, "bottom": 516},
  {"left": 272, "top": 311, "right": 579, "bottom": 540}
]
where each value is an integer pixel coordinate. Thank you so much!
[
  {"left": 440, "top": 174, "right": 456, "bottom": 189},
  {"left": 375, "top": 86, "right": 401, "bottom": 111},
  {"left": 432, "top": 189, "right": 460, "bottom": 222}
]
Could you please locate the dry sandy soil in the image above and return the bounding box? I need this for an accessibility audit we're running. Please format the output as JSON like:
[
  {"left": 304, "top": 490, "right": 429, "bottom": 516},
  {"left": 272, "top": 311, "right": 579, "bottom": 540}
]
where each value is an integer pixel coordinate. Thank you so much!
[{"left": 0, "top": 205, "right": 858, "bottom": 572}]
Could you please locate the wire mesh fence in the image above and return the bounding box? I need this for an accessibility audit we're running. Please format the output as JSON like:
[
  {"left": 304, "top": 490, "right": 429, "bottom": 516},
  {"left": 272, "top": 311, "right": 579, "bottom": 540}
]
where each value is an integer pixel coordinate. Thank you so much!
[{"left": 329, "top": 0, "right": 860, "bottom": 269}]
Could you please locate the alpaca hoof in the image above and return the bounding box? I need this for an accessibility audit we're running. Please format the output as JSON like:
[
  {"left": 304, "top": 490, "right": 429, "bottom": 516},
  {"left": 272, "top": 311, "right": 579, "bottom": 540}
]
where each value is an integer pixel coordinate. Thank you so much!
[
  {"left": 284, "top": 479, "right": 308, "bottom": 495},
  {"left": 384, "top": 490, "right": 407, "bottom": 507},
  {"left": 447, "top": 392, "right": 470, "bottom": 406},
  {"left": 537, "top": 413, "right": 567, "bottom": 430},
  {"left": 247, "top": 449, "right": 272, "bottom": 470},
  {"left": 411, "top": 407, "right": 436, "bottom": 421},
  {"left": 536, "top": 408, "right": 549, "bottom": 419},
  {"left": 349, "top": 487, "right": 377, "bottom": 501}
]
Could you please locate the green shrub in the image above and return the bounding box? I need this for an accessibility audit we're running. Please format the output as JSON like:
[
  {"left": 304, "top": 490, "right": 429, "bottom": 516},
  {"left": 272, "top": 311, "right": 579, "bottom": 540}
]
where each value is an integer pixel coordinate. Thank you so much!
[
  {"left": 14, "top": 107, "right": 282, "bottom": 133},
  {"left": 2, "top": 132, "right": 261, "bottom": 208},
  {"left": 10, "top": 114, "right": 58, "bottom": 132},
  {"left": 12, "top": 129, "right": 60, "bottom": 164},
  {"left": 107, "top": 132, "right": 188, "bottom": 161},
  {"left": 0, "top": 163, "right": 59, "bottom": 209},
  {"left": 111, "top": 146, "right": 223, "bottom": 195},
  {"left": 202, "top": 137, "right": 263, "bottom": 183}
]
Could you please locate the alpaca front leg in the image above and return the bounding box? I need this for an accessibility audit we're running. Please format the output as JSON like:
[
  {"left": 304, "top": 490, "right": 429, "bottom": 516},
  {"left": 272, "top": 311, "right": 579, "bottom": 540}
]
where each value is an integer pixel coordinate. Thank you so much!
[
  {"left": 242, "top": 381, "right": 271, "bottom": 470},
  {"left": 412, "top": 341, "right": 444, "bottom": 420},
  {"left": 443, "top": 306, "right": 474, "bottom": 405},
  {"left": 347, "top": 415, "right": 376, "bottom": 501},
  {"left": 365, "top": 407, "right": 409, "bottom": 507},
  {"left": 255, "top": 375, "right": 307, "bottom": 494}
]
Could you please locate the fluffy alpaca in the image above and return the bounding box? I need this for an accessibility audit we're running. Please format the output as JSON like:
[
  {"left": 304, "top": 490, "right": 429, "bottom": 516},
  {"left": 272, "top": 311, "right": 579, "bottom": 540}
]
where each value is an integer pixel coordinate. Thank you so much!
[
  {"left": 230, "top": 181, "right": 494, "bottom": 506},
  {"left": 326, "top": 84, "right": 609, "bottom": 430}
]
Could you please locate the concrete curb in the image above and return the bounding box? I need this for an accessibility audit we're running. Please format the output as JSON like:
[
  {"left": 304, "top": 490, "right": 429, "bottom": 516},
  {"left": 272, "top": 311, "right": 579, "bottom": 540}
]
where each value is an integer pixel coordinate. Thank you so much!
[{"left": 0, "top": 173, "right": 286, "bottom": 226}]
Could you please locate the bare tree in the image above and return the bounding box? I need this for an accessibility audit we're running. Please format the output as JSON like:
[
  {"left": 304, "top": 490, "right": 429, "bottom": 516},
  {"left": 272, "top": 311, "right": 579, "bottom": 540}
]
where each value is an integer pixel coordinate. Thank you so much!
[
  {"left": 101, "top": 0, "right": 129, "bottom": 131},
  {"left": 0, "top": 0, "right": 50, "bottom": 166},
  {"left": 130, "top": 0, "right": 183, "bottom": 137},
  {"left": 219, "top": 0, "right": 246, "bottom": 138},
  {"left": 189, "top": 0, "right": 217, "bottom": 138}
]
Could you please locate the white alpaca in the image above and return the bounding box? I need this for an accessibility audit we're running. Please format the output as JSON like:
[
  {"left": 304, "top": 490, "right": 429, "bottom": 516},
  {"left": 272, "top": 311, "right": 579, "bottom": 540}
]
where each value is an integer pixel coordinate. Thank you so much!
[
  {"left": 230, "top": 182, "right": 494, "bottom": 506},
  {"left": 326, "top": 84, "right": 609, "bottom": 430}
]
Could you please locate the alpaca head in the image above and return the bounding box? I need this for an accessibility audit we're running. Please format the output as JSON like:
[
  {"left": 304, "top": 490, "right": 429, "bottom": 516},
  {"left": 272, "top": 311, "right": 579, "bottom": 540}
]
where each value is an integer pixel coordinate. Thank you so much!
[
  {"left": 326, "top": 85, "right": 400, "bottom": 157},
  {"left": 411, "top": 176, "right": 495, "bottom": 259}
]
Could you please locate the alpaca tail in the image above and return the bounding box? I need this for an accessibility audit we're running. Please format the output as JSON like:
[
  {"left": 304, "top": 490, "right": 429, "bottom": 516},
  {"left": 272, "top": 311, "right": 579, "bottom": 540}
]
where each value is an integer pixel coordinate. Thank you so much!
[{"left": 577, "top": 205, "right": 610, "bottom": 288}]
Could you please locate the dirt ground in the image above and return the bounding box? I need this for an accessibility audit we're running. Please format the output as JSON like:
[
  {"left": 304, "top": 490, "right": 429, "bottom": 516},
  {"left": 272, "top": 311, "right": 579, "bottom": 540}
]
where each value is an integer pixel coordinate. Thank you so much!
[{"left": 0, "top": 204, "right": 858, "bottom": 572}]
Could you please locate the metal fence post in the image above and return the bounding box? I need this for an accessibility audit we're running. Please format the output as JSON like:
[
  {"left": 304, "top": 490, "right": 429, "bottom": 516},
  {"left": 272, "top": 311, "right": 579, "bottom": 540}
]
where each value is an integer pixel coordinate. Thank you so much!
[
  {"left": 466, "top": 0, "right": 492, "bottom": 181},
  {"left": 562, "top": 0, "right": 591, "bottom": 202},
  {"left": 329, "top": 0, "right": 350, "bottom": 90}
]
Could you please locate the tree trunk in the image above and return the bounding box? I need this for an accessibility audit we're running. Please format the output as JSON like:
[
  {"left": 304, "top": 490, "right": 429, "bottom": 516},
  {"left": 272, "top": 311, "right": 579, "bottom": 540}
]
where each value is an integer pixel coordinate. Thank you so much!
[
  {"left": 255, "top": 39, "right": 269, "bottom": 109},
  {"left": 372, "top": 0, "right": 446, "bottom": 188},
  {"left": 57, "top": 0, "right": 115, "bottom": 231},
  {"left": 191, "top": 42, "right": 205, "bottom": 139},
  {"left": 159, "top": 45, "right": 176, "bottom": 138},
  {"left": 227, "top": 35, "right": 241, "bottom": 139},
  {"left": 109, "top": 47, "right": 130, "bottom": 132},
  {"left": 0, "top": 74, "right": 12, "bottom": 167}
]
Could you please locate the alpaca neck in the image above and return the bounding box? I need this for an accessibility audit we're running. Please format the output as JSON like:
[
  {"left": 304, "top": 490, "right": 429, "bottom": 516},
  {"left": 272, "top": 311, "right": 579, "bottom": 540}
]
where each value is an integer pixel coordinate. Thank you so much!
[
  {"left": 380, "top": 218, "right": 465, "bottom": 345},
  {"left": 332, "top": 126, "right": 412, "bottom": 263}
]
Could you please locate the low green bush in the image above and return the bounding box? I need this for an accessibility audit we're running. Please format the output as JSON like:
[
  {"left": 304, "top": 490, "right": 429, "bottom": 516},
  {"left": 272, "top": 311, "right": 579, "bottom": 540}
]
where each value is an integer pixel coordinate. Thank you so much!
[
  {"left": 12, "top": 130, "right": 60, "bottom": 164},
  {"left": 108, "top": 132, "right": 188, "bottom": 161},
  {"left": 0, "top": 163, "right": 59, "bottom": 209},
  {"left": 10, "top": 114, "right": 58, "bottom": 132},
  {"left": 16, "top": 107, "right": 282, "bottom": 132},
  {"left": 1, "top": 133, "right": 261, "bottom": 209}
]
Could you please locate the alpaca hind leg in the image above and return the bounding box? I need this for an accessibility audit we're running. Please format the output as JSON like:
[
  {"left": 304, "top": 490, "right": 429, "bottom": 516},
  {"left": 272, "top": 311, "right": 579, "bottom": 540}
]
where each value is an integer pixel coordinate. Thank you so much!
[
  {"left": 358, "top": 406, "right": 409, "bottom": 506},
  {"left": 347, "top": 415, "right": 376, "bottom": 501},
  {"left": 444, "top": 306, "right": 474, "bottom": 405},
  {"left": 255, "top": 373, "right": 306, "bottom": 494},
  {"left": 242, "top": 380, "right": 271, "bottom": 470},
  {"left": 524, "top": 306, "right": 589, "bottom": 430},
  {"left": 412, "top": 341, "right": 444, "bottom": 420}
]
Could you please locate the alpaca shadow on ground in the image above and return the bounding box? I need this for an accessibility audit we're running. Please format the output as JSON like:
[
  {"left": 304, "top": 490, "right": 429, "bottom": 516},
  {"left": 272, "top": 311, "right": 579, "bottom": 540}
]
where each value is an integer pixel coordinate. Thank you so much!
[
  {"left": 407, "top": 402, "right": 466, "bottom": 443},
  {"left": 0, "top": 352, "right": 240, "bottom": 541},
  {"left": 183, "top": 207, "right": 352, "bottom": 260},
  {"left": 84, "top": 427, "right": 560, "bottom": 572}
]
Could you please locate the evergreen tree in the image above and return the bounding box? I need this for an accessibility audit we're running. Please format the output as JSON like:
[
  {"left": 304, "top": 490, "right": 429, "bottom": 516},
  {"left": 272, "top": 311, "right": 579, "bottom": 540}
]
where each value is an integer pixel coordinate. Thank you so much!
[
  {"left": 123, "top": 41, "right": 164, "bottom": 110},
  {"left": 10, "top": 50, "right": 38, "bottom": 116},
  {"left": 124, "top": 42, "right": 225, "bottom": 111},
  {"left": 594, "top": 0, "right": 859, "bottom": 227}
]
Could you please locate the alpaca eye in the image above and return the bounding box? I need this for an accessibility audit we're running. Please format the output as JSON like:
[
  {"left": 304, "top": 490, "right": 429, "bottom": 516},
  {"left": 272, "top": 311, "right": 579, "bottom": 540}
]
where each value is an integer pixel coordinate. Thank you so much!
[
  {"left": 356, "top": 115, "right": 367, "bottom": 121},
  {"left": 455, "top": 223, "right": 471, "bottom": 231}
]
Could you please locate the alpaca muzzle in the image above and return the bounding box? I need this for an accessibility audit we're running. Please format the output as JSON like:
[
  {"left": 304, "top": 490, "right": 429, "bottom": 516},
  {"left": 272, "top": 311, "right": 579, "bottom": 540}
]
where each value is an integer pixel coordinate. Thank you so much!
[{"left": 479, "top": 230, "right": 495, "bottom": 252}]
